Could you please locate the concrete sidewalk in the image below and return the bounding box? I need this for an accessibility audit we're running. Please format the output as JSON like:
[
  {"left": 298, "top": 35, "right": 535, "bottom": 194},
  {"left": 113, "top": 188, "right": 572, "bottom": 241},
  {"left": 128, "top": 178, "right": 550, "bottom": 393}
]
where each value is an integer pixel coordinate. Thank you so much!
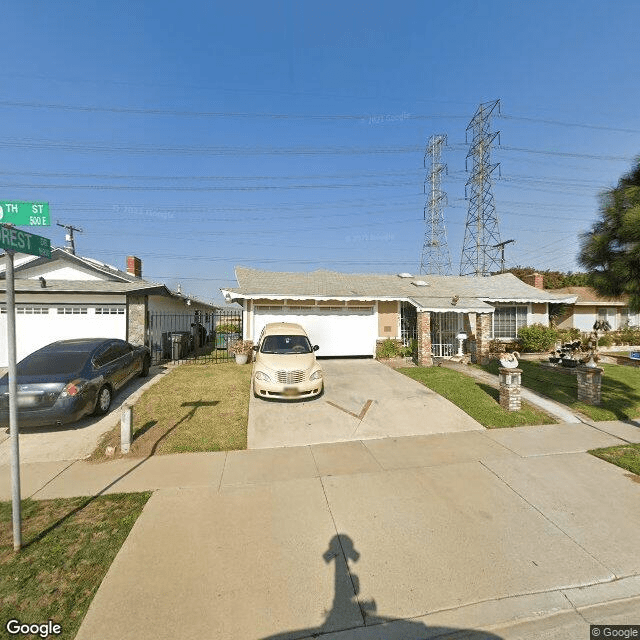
[{"left": 2, "top": 421, "right": 640, "bottom": 639}]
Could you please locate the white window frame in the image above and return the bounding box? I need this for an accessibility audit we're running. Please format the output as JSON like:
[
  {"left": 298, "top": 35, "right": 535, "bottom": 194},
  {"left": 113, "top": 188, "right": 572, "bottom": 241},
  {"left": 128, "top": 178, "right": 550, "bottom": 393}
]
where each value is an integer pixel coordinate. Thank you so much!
[
  {"left": 57, "top": 306, "right": 88, "bottom": 315},
  {"left": 492, "top": 305, "right": 528, "bottom": 339}
]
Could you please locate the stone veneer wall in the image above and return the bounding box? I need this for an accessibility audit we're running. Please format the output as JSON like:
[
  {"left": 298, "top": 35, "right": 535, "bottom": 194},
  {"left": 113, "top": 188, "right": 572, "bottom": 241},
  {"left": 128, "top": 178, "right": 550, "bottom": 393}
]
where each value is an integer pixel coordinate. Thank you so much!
[
  {"left": 127, "top": 295, "right": 148, "bottom": 346},
  {"left": 577, "top": 366, "right": 603, "bottom": 405},
  {"left": 475, "top": 313, "right": 492, "bottom": 365},
  {"left": 417, "top": 311, "right": 432, "bottom": 366},
  {"left": 499, "top": 368, "right": 522, "bottom": 411}
]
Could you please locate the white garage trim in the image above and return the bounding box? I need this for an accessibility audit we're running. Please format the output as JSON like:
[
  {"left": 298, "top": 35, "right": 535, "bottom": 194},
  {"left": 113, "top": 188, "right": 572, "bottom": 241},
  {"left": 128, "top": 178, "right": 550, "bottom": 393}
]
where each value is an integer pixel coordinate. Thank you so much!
[{"left": 252, "top": 305, "right": 377, "bottom": 357}]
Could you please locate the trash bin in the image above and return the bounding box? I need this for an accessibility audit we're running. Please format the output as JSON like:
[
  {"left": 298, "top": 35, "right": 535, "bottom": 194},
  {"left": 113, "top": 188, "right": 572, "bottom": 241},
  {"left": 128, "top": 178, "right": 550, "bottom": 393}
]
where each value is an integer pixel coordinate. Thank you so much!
[
  {"left": 169, "top": 332, "right": 192, "bottom": 359},
  {"left": 171, "top": 333, "right": 184, "bottom": 360}
]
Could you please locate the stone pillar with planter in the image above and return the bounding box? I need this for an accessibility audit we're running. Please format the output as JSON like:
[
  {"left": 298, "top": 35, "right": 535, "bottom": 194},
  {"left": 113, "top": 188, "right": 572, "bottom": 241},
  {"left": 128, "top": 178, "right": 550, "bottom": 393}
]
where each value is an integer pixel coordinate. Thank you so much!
[
  {"left": 475, "top": 313, "right": 492, "bottom": 365},
  {"left": 577, "top": 365, "right": 603, "bottom": 405},
  {"left": 498, "top": 368, "right": 522, "bottom": 411},
  {"left": 416, "top": 311, "right": 432, "bottom": 367}
]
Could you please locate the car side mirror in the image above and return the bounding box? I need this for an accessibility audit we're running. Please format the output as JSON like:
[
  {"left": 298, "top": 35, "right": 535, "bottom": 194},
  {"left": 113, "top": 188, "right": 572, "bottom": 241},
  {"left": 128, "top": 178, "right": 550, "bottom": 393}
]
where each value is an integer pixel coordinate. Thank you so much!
[
  {"left": 313, "top": 345, "right": 319, "bottom": 351},
  {"left": 252, "top": 345, "right": 259, "bottom": 351}
]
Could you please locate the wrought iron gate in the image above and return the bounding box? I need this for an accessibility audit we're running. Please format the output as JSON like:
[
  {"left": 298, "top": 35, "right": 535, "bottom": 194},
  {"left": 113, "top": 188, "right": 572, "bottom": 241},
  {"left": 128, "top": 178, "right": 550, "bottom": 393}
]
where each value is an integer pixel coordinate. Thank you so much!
[
  {"left": 147, "top": 308, "right": 243, "bottom": 364},
  {"left": 430, "top": 312, "right": 462, "bottom": 358}
]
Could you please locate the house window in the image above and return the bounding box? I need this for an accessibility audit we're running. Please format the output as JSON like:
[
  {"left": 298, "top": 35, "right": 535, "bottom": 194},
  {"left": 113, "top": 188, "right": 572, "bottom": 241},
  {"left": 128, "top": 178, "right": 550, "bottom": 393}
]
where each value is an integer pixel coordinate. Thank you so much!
[
  {"left": 95, "top": 306, "right": 125, "bottom": 315},
  {"left": 492, "top": 305, "right": 528, "bottom": 339},
  {"left": 57, "top": 306, "right": 88, "bottom": 315},
  {"left": 16, "top": 306, "right": 49, "bottom": 314},
  {"left": 597, "top": 307, "right": 616, "bottom": 330},
  {"left": 620, "top": 307, "right": 639, "bottom": 328}
]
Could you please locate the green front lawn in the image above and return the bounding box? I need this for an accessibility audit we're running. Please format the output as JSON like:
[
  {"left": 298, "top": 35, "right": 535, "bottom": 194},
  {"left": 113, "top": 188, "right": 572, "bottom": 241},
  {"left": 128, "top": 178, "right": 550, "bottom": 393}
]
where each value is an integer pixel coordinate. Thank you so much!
[
  {"left": 589, "top": 443, "right": 640, "bottom": 476},
  {"left": 91, "top": 361, "right": 252, "bottom": 460},
  {"left": 0, "top": 493, "right": 151, "bottom": 640},
  {"left": 479, "top": 360, "right": 640, "bottom": 422},
  {"left": 399, "top": 366, "right": 556, "bottom": 428}
]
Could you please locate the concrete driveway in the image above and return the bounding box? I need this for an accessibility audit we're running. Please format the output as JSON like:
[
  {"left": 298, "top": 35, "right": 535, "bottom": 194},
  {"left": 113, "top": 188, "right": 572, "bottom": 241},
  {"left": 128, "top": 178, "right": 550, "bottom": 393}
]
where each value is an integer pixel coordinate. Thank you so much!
[
  {"left": 248, "top": 358, "right": 483, "bottom": 449},
  {"left": 0, "top": 364, "right": 173, "bottom": 464}
]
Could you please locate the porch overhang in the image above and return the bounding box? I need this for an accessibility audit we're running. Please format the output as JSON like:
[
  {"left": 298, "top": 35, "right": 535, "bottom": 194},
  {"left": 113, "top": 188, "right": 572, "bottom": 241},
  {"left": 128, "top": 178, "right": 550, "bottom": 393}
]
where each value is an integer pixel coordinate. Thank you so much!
[{"left": 409, "top": 296, "right": 494, "bottom": 314}]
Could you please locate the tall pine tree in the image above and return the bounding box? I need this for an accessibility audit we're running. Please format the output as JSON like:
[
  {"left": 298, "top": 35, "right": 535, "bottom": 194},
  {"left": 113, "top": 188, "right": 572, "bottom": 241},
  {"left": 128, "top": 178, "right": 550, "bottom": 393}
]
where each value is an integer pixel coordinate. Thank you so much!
[{"left": 579, "top": 157, "right": 640, "bottom": 312}]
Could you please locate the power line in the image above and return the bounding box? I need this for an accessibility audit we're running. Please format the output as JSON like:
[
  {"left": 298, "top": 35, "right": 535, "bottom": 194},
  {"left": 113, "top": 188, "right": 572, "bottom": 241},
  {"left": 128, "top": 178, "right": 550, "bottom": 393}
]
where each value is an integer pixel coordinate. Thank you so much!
[{"left": 499, "top": 113, "right": 640, "bottom": 135}]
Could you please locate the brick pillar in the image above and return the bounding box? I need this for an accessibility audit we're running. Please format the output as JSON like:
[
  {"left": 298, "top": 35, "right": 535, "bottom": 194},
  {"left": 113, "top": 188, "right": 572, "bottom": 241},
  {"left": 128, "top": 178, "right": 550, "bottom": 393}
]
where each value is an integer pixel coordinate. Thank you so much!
[
  {"left": 475, "top": 313, "right": 492, "bottom": 365},
  {"left": 127, "top": 295, "right": 148, "bottom": 346},
  {"left": 499, "top": 368, "right": 522, "bottom": 411},
  {"left": 416, "top": 311, "right": 432, "bottom": 367},
  {"left": 577, "top": 366, "right": 603, "bottom": 405}
]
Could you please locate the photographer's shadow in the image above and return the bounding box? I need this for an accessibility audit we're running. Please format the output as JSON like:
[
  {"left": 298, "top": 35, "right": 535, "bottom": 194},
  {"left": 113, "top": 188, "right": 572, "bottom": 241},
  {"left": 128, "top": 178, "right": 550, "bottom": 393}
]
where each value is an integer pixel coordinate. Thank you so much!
[{"left": 262, "top": 533, "right": 503, "bottom": 640}]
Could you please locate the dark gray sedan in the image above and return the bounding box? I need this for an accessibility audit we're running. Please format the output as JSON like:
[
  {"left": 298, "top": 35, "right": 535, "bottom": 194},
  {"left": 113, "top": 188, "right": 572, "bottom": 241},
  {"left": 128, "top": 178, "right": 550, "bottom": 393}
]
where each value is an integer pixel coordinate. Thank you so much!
[{"left": 0, "top": 338, "right": 151, "bottom": 428}]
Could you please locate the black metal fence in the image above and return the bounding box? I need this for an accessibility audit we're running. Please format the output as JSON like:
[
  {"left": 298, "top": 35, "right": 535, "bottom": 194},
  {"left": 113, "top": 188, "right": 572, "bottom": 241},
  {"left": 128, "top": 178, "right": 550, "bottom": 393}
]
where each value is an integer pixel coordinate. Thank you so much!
[{"left": 147, "top": 309, "right": 243, "bottom": 364}]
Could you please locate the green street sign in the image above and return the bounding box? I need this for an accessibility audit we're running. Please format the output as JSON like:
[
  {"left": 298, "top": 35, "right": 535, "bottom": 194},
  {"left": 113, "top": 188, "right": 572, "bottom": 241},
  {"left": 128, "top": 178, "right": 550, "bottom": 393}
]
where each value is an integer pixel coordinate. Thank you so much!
[
  {"left": 0, "top": 201, "right": 50, "bottom": 226},
  {"left": 0, "top": 224, "right": 51, "bottom": 258}
]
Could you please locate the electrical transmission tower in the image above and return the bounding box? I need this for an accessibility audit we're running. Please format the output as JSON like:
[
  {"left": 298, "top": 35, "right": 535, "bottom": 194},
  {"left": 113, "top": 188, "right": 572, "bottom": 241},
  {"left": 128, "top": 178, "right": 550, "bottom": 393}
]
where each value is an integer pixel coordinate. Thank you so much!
[
  {"left": 418, "top": 134, "right": 452, "bottom": 275},
  {"left": 459, "top": 99, "right": 502, "bottom": 276}
]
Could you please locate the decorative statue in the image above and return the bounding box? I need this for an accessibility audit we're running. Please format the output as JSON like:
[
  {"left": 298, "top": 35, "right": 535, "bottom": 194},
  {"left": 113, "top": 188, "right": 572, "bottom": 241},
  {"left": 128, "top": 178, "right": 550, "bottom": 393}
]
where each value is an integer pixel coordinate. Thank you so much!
[{"left": 499, "top": 351, "right": 520, "bottom": 369}]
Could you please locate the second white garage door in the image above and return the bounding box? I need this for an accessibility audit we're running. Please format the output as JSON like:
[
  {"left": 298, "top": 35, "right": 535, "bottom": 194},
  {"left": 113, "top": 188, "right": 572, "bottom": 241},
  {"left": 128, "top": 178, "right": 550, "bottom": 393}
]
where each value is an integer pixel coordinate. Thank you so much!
[{"left": 252, "top": 306, "right": 377, "bottom": 357}]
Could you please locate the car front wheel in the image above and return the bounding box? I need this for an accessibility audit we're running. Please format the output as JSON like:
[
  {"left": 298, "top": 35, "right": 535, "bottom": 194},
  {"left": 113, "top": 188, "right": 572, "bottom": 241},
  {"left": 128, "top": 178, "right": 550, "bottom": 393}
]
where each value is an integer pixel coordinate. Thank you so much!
[{"left": 93, "top": 385, "right": 112, "bottom": 416}]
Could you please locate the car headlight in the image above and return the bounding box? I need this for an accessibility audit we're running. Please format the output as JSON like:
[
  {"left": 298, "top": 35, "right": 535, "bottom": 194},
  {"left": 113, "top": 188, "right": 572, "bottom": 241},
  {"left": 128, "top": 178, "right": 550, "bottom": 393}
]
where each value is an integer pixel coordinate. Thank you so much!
[
  {"left": 255, "top": 371, "right": 271, "bottom": 382},
  {"left": 310, "top": 370, "right": 323, "bottom": 381}
]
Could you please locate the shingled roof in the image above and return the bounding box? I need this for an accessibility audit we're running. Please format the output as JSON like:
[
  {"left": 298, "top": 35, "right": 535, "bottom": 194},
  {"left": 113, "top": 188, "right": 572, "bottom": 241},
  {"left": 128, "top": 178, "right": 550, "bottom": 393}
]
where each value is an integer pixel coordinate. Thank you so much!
[
  {"left": 553, "top": 286, "right": 629, "bottom": 305},
  {"left": 221, "top": 267, "right": 576, "bottom": 312}
]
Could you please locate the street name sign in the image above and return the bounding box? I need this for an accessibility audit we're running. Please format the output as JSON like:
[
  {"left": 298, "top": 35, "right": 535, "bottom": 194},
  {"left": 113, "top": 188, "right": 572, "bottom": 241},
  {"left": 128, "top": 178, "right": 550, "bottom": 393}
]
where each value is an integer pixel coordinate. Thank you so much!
[
  {"left": 0, "top": 224, "right": 51, "bottom": 258},
  {"left": 0, "top": 201, "right": 50, "bottom": 226}
]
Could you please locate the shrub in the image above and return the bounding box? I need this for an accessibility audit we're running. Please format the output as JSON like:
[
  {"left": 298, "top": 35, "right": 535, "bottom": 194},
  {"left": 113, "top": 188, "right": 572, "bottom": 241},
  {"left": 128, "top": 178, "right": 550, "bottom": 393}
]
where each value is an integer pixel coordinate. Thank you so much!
[
  {"left": 489, "top": 339, "right": 519, "bottom": 356},
  {"left": 216, "top": 323, "right": 241, "bottom": 334},
  {"left": 556, "top": 327, "right": 582, "bottom": 343},
  {"left": 376, "top": 339, "right": 403, "bottom": 359},
  {"left": 517, "top": 324, "right": 558, "bottom": 352},
  {"left": 614, "top": 326, "right": 640, "bottom": 345},
  {"left": 597, "top": 333, "right": 614, "bottom": 347}
]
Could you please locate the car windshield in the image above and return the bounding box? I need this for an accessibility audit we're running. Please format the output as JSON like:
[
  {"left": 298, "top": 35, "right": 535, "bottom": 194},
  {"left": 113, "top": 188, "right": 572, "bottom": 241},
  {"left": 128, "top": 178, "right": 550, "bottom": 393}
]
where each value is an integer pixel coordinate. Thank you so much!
[
  {"left": 17, "top": 352, "right": 91, "bottom": 376},
  {"left": 261, "top": 335, "right": 312, "bottom": 354}
]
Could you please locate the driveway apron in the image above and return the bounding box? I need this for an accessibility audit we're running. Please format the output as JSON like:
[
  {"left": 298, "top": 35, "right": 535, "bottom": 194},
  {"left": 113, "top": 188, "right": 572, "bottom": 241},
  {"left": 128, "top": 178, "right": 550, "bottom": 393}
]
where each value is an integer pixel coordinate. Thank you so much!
[{"left": 248, "top": 358, "right": 483, "bottom": 449}]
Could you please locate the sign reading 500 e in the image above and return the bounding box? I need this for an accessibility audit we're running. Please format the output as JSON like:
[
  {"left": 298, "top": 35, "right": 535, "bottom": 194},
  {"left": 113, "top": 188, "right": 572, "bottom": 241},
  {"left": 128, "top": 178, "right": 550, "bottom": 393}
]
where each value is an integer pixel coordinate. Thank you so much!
[
  {"left": 0, "top": 201, "right": 50, "bottom": 226},
  {"left": 0, "top": 224, "right": 51, "bottom": 258}
]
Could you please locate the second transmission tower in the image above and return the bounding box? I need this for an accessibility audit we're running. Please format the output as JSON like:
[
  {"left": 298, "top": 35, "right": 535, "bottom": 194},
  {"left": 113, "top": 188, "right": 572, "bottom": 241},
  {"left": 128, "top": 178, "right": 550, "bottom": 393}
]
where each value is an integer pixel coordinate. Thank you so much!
[
  {"left": 459, "top": 99, "right": 502, "bottom": 276},
  {"left": 419, "top": 134, "right": 451, "bottom": 275}
]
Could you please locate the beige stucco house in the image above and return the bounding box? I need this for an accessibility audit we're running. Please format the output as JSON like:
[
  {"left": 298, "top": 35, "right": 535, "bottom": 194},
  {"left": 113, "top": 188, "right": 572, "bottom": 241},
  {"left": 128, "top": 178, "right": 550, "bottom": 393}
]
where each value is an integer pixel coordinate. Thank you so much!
[
  {"left": 552, "top": 287, "right": 639, "bottom": 332},
  {"left": 222, "top": 267, "right": 576, "bottom": 365}
]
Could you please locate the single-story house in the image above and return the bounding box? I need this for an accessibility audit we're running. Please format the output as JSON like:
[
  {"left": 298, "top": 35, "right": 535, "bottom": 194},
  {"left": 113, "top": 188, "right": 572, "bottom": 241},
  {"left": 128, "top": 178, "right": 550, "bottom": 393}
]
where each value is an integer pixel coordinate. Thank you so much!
[
  {"left": 221, "top": 266, "right": 576, "bottom": 365},
  {"left": 551, "top": 286, "right": 639, "bottom": 332},
  {"left": 0, "top": 248, "right": 220, "bottom": 367}
]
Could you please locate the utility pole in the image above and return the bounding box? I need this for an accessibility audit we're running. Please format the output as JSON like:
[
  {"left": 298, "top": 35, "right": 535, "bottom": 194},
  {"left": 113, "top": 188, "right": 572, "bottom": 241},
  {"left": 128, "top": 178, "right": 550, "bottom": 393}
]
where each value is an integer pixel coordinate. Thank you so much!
[
  {"left": 56, "top": 222, "right": 83, "bottom": 255},
  {"left": 460, "top": 99, "right": 502, "bottom": 276},
  {"left": 418, "top": 134, "right": 452, "bottom": 275},
  {"left": 494, "top": 239, "right": 516, "bottom": 273}
]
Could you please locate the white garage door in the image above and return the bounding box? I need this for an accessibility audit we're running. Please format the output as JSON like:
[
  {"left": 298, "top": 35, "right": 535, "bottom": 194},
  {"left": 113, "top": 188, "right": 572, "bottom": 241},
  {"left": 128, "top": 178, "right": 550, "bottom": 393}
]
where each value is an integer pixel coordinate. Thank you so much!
[
  {"left": 253, "top": 306, "right": 377, "bottom": 357},
  {"left": 0, "top": 306, "right": 127, "bottom": 367}
]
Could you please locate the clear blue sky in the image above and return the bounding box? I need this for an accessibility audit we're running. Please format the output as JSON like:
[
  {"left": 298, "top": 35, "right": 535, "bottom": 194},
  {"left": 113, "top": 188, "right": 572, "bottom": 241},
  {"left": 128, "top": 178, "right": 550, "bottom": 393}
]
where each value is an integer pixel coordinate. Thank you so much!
[{"left": 2, "top": 0, "right": 640, "bottom": 304}]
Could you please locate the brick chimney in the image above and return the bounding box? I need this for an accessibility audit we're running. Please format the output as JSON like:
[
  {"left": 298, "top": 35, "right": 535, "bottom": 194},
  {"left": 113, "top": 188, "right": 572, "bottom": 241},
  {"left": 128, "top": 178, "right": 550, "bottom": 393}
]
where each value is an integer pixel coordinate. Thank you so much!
[
  {"left": 522, "top": 272, "right": 544, "bottom": 289},
  {"left": 126, "top": 256, "right": 142, "bottom": 278}
]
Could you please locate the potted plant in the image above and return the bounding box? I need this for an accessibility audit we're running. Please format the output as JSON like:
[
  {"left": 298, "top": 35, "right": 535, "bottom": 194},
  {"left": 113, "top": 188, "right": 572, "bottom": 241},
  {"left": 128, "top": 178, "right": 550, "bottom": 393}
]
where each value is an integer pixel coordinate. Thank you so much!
[{"left": 229, "top": 339, "right": 253, "bottom": 364}]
